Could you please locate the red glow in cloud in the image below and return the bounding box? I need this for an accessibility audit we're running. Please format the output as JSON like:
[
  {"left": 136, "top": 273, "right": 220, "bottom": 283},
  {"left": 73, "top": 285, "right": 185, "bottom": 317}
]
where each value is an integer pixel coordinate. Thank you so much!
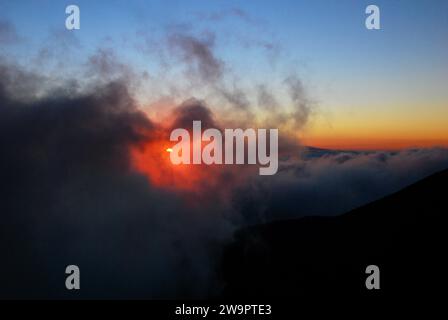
[
  {"left": 131, "top": 123, "right": 258, "bottom": 199},
  {"left": 132, "top": 129, "right": 257, "bottom": 197},
  {"left": 132, "top": 138, "right": 209, "bottom": 193}
]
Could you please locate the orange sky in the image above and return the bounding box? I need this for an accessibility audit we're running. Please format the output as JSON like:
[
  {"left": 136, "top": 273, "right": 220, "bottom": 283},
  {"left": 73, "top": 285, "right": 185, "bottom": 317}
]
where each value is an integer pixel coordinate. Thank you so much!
[
  {"left": 302, "top": 136, "right": 448, "bottom": 150},
  {"left": 301, "top": 103, "right": 448, "bottom": 150}
]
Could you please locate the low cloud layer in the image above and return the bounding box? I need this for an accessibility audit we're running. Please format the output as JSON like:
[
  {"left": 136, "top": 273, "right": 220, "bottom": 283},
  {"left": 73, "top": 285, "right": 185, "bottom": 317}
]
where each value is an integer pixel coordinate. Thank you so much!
[{"left": 236, "top": 148, "right": 448, "bottom": 223}]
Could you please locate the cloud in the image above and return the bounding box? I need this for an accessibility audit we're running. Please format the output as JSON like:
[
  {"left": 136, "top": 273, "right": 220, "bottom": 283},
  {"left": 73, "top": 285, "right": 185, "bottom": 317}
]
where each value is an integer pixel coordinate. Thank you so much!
[
  {"left": 257, "top": 84, "right": 278, "bottom": 110},
  {"left": 218, "top": 85, "right": 250, "bottom": 110},
  {"left": 284, "top": 75, "right": 314, "bottom": 131},
  {"left": 0, "top": 20, "right": 20, "bottom": 45},
  {"left": 86, "top": 48, "right": 137, "bottom": 85},
  {"left": 0, "top": 59, "right": 48, "bottom": 101},
  {"left": 235, "top": 148, "right": 448, "bottom": 223},
  {"left": 170, "top": 98, "right": 217, "bottom": 130},
  {"left": 193, "top": 8, "right": 260, "bottom": 26},
  {"left": 33, "top": 28, "right": 82, "bottom": 66},
  {"left": 168, "top": 32, "right": 223, "bottom": 84},
  {"left": 0, "top": 62, "right": 235, "bottom": 299}
]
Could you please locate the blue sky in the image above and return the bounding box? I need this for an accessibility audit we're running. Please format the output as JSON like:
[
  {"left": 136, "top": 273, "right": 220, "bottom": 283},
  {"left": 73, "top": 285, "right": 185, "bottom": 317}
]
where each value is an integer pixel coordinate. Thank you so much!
[
  {"left": 1, "top": 0, "right": 448, "bottom": 148},
  {"left": 2, "top": 0, "right": 447, "bottom": 95}
]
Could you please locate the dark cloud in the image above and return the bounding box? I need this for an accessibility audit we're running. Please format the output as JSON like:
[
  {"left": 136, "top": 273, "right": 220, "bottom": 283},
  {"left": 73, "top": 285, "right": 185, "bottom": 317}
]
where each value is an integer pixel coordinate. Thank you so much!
[
  {"left": 218, "top": 86, "right": 250, "bottom": 110},
  {"left": 86, "top": 48, "right": 135, "bottom": 83},
  {"left": 171, "top": 98, "right": 217, "bottom": 130},
  {"left": 0, "top": 60, "right": 47, "bottom": 101},
  {"left": 257, "top": 84, "right": 278, "bottom": 110},
  {"left": 32, "top": 28, "right": 82, "bottom": 67},
  {"left": 196, "top": 8, "right": 246, "bottom": 21},
  {"left": 284, "top": 75, "right": 313, "bottom": 130},
  {"left": 0, "top": 20, "right": 20, "bottom": 45},
  {"left": 166, "top": 31, "right": 253, "bottom": 111},
  {"left": 168, "top": 32, "right": 223, "bottom": 83},
  {"left": 0, "top": 63, "right": 234, "bottom": 299},
  {"left": 193, "top": 8, "right": 259, "bottom": 26}
]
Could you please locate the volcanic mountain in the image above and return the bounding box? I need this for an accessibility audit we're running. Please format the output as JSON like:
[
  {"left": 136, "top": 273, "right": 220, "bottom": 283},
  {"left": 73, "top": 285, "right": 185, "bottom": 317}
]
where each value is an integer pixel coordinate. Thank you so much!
[{"left": 221, "top": 168, "right": 447, "bottom": 300}]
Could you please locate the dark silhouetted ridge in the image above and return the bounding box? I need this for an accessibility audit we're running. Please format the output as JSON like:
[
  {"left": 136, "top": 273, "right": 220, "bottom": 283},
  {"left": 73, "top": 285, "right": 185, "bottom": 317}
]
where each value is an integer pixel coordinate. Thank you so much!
[{"left": 221, "top": 168, "right": 447, "bottom": 300}]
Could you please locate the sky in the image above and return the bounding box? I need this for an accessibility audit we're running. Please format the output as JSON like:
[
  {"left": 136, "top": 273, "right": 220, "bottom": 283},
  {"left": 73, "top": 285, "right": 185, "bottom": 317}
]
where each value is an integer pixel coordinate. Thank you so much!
[{"left": 1, "top": 0, "right": 448, "bottom": 149}]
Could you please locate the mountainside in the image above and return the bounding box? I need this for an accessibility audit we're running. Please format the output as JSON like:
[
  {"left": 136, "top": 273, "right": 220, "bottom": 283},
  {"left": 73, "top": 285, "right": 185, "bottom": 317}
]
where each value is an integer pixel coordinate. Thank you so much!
[{"left": 221, "top": 168, "right": 447, "bottom": 299}]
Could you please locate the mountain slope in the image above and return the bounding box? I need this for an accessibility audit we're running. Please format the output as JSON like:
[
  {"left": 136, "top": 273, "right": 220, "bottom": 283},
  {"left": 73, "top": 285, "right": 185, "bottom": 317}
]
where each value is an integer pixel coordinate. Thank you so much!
[{"left": 221, "top": 168, "right": 447, "bottom": 299}]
